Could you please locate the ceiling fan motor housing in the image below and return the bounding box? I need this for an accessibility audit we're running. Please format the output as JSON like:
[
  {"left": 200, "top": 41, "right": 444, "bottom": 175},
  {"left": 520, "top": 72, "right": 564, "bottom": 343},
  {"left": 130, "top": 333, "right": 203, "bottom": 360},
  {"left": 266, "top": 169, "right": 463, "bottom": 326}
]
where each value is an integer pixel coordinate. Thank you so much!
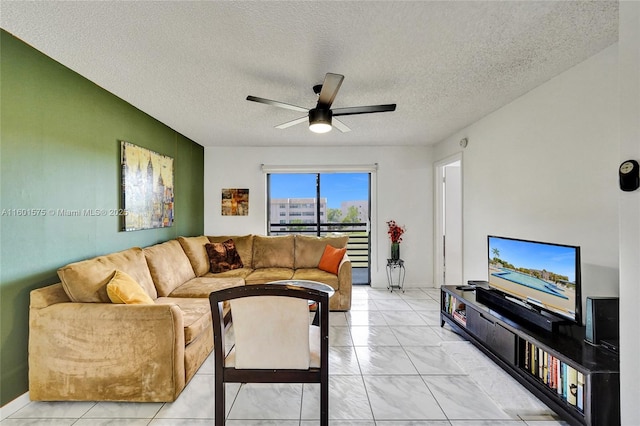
[
  {"left": 308, "top": 108, "right": 333, "bottom": 133},
  {"left": 309, "top": 108, "right": 332, "bottom": 125}
]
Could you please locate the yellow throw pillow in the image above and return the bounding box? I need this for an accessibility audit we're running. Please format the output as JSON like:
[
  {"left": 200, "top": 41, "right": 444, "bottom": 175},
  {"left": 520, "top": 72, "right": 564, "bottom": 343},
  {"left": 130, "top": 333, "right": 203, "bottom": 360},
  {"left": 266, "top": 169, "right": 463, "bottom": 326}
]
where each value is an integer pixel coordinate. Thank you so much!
[{"left": 106, "top": 270, "right": 154, "bottom": 304}]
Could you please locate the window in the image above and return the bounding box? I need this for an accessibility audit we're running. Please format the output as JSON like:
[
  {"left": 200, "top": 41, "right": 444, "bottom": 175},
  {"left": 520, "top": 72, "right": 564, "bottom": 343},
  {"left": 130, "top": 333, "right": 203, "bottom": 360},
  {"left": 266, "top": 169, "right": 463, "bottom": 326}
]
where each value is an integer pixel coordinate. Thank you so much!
[
  {"left": 264, "top": 166, "right": 375, "bottom": 285},
  {"left": 266, "top": 172, "right": 370, "bottom": 236}
]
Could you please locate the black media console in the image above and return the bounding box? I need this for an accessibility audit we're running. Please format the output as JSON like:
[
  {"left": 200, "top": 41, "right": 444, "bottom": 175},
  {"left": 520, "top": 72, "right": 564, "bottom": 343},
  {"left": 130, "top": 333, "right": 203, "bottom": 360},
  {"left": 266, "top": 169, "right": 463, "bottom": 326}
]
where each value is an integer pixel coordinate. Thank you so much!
[{"left": 441, "top": 286, "right": 620, "bottom": 426}]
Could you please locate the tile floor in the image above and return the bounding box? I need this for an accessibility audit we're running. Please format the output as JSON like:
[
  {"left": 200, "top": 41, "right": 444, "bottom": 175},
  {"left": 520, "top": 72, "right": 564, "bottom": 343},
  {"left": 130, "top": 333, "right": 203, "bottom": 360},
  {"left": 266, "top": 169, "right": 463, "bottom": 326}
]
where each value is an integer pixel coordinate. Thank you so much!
[{"left": 2, "top": 286, "right": 569, "bottom": 425}]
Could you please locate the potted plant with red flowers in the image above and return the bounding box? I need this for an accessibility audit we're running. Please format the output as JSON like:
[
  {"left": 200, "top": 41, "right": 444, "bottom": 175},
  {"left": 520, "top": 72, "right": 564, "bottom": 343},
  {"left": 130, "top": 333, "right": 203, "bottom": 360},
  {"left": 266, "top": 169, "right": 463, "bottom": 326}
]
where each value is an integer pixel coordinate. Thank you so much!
[{"left": 386, "top": 220, "right": 405, "bottom": 260}]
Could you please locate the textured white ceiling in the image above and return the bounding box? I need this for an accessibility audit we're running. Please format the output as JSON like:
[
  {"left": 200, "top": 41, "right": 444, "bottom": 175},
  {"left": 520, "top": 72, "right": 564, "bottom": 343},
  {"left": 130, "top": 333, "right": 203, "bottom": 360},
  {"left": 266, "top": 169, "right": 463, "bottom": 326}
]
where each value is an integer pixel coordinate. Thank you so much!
[{"left": 1, "top": 1, "right": 618, "bottom": 147}]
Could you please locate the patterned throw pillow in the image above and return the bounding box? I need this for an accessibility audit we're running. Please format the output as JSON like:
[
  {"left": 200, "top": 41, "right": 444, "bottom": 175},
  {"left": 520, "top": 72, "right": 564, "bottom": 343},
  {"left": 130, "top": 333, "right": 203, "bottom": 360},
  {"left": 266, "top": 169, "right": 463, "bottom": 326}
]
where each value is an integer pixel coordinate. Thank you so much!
[{"left": 205, "top": 239, "right": 244, "bottom": 273}]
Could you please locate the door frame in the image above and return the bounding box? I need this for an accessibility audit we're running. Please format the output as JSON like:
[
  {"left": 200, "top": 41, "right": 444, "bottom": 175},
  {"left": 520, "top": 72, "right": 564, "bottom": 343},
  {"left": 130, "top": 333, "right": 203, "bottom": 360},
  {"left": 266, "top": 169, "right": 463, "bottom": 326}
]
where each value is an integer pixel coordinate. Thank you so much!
[
  {"left": 263, "top": 164, "right": 377, "bottom": 284},
  {"left": 434, "top": 153, "right": 463, "bottom": 287}
]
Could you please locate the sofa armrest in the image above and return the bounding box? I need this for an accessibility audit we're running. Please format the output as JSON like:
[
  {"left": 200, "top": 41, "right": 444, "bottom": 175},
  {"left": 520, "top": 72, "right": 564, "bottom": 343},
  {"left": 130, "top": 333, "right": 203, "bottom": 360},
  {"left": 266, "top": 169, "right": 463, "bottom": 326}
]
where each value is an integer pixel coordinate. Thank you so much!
[
  {"left": 338, "top": 253, "right": 351, "bottom": 275},
  {"left": 335, "top": 254, "right": 352, "bottom": 310},
  {"left": 30, "top": 283, "right": 71, "bottom": 308},
  {"left": 29, "top": 301, "right": 186, "bottom": 402}
]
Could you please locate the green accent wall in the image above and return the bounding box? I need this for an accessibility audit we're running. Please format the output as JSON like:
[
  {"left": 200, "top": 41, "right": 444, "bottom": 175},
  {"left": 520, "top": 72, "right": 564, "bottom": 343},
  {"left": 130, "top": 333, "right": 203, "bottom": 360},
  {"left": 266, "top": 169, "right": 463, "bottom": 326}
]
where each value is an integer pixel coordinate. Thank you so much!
[{"left": 0, "top": 30, "right": 204, "bottom": 406}]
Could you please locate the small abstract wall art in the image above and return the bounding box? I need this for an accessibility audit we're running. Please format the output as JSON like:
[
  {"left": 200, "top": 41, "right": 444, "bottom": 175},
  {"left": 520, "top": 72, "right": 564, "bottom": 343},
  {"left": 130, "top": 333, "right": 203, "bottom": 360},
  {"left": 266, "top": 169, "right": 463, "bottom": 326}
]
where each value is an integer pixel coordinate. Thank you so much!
[
  {"left": 121, "top": 141, "right": 174, "bottom": 231},
  {"left": 221, "top": 188, "right": 249, "bottom": 216}
]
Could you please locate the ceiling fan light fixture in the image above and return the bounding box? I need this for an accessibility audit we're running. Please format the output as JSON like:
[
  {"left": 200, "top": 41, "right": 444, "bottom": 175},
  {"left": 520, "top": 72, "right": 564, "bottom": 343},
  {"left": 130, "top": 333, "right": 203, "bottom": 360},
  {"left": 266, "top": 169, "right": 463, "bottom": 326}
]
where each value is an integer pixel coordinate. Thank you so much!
[
  {"left": 308, "top": 108, "right": 332, "bottom": 133},
  {"left": 247, "top": 73, "right": 396, "bottom": 134}
]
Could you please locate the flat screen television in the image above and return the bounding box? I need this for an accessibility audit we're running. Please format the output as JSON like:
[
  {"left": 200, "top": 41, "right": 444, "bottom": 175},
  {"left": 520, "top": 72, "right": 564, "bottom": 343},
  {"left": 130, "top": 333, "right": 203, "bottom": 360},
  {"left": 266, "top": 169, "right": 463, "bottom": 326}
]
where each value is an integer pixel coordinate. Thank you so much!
[{"left": 487, "top": 235, "right": 581, "bottom": 325}]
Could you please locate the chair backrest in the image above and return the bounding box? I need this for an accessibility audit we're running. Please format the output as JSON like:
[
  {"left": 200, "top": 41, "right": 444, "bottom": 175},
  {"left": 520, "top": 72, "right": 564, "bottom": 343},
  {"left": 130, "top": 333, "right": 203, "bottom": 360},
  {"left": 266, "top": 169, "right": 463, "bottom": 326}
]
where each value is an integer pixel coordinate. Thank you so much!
[
  {"left": 209, "top": 283, "right": 329, "bottom": 370},
  {"left": 209, "top": 283, "right": 329, "bottom": 426},
  {"left": 230, "top": 295, "right": 310, "bottom": 369}
]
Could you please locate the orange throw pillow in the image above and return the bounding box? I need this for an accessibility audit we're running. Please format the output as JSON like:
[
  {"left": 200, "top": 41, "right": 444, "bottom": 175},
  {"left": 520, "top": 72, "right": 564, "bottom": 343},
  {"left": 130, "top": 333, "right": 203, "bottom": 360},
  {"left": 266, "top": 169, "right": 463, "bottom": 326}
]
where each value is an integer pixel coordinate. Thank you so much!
[{"left": 317, "top": 245, "right": 347, "bottom": 274}]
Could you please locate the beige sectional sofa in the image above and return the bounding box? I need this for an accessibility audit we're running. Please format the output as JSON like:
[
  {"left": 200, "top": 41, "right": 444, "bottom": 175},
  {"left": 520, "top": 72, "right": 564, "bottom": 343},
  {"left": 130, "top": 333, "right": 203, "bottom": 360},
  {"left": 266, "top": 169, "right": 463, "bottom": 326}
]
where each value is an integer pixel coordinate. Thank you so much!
[
  {"left": 28, "top": 234, "right": 351, "bottom": 402},
  {"left": 201, "top": 234, "right": 352, "bottom": 311}
]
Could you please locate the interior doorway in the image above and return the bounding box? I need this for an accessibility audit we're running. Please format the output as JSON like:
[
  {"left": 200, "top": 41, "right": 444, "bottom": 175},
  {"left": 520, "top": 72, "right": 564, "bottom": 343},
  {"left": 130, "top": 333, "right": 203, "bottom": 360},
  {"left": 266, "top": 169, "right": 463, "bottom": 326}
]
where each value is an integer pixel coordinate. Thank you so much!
[{"left": 434, "top": 154, "right": 463, "bottom": 287}]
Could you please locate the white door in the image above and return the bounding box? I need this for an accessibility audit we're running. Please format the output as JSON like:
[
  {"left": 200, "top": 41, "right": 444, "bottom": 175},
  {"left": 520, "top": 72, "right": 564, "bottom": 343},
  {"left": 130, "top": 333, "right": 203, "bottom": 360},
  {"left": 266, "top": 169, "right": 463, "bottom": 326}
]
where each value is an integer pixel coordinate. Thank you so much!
[{"left": 443, "top": 163, "right": 463, "bottom": 285}]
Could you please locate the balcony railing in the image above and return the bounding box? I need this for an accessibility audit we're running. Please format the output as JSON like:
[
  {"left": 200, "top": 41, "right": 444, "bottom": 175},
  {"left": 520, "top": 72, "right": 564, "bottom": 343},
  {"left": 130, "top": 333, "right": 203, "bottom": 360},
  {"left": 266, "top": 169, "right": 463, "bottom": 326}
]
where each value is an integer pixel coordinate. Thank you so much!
[{"left": 269, "top": 222, "right": 369, "bottom": 268}]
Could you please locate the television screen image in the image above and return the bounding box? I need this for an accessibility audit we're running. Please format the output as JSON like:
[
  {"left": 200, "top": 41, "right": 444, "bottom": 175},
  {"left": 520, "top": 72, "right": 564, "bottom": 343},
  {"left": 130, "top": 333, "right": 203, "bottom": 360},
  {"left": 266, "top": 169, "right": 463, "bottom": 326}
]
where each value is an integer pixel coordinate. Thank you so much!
[{"left": 487, "top": 235, "right": 581, "bottom": 323}]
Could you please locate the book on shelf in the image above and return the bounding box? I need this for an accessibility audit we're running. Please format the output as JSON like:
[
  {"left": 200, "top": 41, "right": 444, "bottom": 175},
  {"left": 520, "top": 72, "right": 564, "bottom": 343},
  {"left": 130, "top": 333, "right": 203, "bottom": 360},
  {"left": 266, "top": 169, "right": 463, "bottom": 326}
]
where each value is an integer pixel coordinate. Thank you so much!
[
  {"left": 538, "top": 347, "right": 543, "bottom": 379},
  {"left": 452, "top": 308, "right": 467, "bottom": 325},
  {"left": 577, "top": 372, "right": 584, "bottom": 412},
  {"left": 557, "top": 359, "right": 563, "bottom": 396},
  {"left": 567, "top": 365, "right": 578, "bottom": 406},
  {"left": 445, "top": 294, "right": 466, "bottom": 325},
  {"left": 549, "top": 353, "right": 554, "bottom": 385},
  {"left": 522, "top": 341, "right": 586, "bottom": 410},
  {"left": 530, "top": 343, "right": 537, "bottom": 375},
  {"left": 547, "top": 354, "right": 554, "bottom": 388},
  {"left": 562, "top": 363, "right": 568, "bottom": 400},
  {"left": 445, "top": 295, "right": 462, "bottom": 317}
]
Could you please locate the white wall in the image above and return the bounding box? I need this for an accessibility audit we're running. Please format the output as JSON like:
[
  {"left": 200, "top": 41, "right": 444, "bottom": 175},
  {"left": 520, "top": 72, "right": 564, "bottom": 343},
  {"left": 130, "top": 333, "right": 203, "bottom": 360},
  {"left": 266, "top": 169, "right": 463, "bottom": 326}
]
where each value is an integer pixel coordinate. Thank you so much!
[
  {"left": 433, "top": 43, "right": 621, "bottom": 319},
  {"left": 618, "top": 2, "right": 640, "bottom": 423},
  {"left": 433, "top": 39, "right": 630, "bottom": 419},
  {"left": 204, "top": 145, "right": 434, "bottom": 288}
]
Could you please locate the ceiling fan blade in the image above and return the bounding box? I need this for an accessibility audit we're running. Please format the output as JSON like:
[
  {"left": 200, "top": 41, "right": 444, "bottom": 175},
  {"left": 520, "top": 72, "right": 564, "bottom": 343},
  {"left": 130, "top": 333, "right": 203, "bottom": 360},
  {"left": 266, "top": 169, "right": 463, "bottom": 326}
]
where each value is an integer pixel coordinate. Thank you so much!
[
  {"left": 332, "top": 104, "right": 396, "bottom": 116},
  {"left": 275, "top": 116, "right": 308, "bottom": 129},
  {"left": 332, "top": 118, "right": 351, "bottom": 133},
  {"left": 246, "top": 95, "right": 308, "bottom": 113},
  {"left": 317, "top": 73, "right": 344, "bottom": 108}
]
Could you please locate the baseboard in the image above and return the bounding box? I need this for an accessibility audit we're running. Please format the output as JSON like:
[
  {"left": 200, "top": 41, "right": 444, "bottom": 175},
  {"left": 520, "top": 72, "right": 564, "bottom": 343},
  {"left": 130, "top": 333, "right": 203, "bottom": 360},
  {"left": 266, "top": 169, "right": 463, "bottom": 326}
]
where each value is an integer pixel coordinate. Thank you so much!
[{"left": 0, "top": 392, "right": 30, "bottom": 421}]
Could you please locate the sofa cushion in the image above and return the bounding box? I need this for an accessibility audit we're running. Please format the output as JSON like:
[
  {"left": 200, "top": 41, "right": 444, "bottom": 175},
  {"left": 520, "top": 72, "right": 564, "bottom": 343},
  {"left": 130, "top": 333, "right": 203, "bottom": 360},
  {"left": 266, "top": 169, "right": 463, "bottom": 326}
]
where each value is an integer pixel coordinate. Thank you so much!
[
  {"left": 291, "top": 268, "right": 339, "bottom": 290},
  {"left": 252, "top": 235, "right": 294, "bottom": 269},
  {"left": 208, "top": 235, "right": 254, "bottom": 268},
  {"left": 168, "top": 277, "right": 245, "bottom": 298},
  {"left": 155, "top": 297, "right": 211, "bottom": 345},
  {"left": 245, "top": 268, "right": 294, "bottom": 285},
  {"left": 294, "top": 234, "right": 349, "bottom": 269},
  {"left": 144, "top": 240, "right": 196, "bottom": 297},
  {"left": 201, "top": 268, "right": 253, "bottom": 280},
  {"left": 318, "top": 245, "right": 347, "bottom": 274},
  {"left": 106, "top": 270, "right": 154, "bottom": 305},
  {"left": 58, "top": 247, "right": 157, "bottom": 303},
  {"left": 205, "top": 240, "right": 243, "bottom": 273},
  {"left": 177, "top": 236, "right": 211, "bottom": 277}
]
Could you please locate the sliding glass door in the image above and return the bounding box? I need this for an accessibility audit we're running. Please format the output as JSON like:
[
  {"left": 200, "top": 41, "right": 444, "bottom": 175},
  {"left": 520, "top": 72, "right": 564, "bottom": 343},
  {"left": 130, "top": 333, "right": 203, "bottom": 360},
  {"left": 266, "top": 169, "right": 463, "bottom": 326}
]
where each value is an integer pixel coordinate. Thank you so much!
[{"left": 267, "top": 172, "right": 371, "bottom": 284}]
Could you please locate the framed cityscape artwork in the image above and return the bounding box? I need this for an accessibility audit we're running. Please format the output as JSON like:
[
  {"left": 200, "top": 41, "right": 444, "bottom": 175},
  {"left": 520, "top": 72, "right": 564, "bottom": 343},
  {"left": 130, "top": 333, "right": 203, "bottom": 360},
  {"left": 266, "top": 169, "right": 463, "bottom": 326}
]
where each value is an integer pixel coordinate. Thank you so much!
[
  {"left": 120, "top": 141, "right": 174, "bottom": 231},
  {"left": 221, "top": 188, "right": 249, "bottom": 216}
]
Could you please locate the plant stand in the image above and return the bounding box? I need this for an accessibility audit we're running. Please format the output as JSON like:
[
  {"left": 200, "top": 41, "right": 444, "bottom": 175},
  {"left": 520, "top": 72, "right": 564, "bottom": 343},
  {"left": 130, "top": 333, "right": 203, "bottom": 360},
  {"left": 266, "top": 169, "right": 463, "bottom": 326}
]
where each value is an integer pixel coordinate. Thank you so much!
[{"left": 386, "top": 258, "right": 405, "bottom": 292}]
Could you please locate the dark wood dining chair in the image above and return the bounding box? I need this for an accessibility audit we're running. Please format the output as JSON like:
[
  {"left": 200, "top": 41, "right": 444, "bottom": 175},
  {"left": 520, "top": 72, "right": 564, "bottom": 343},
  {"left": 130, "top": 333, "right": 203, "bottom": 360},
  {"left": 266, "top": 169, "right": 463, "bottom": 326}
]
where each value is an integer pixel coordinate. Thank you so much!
[{"left": 209, "top": 283, "right": 329, "bottom": 425}]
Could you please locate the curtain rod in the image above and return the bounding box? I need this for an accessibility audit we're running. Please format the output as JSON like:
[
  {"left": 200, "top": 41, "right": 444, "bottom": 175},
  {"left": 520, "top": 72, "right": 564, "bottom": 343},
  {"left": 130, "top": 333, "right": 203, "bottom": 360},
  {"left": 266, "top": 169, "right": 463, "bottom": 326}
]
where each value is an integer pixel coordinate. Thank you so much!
[{"left": 261, "top": 164, "right": 378, "bottom": 173}]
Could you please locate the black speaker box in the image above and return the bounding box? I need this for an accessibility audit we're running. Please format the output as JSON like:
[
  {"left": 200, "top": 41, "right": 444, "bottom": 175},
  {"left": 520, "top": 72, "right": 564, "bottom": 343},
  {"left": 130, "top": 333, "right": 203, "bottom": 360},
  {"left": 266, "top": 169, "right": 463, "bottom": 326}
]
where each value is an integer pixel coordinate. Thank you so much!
[{"left": 584, "top": 297, "right": 619, "bottom": 345}]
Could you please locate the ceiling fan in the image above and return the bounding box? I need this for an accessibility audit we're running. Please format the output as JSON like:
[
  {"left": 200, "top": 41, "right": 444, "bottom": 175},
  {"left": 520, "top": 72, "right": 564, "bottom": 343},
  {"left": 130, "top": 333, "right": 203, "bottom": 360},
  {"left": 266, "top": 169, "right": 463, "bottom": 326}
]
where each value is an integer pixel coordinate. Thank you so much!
[{"left": 246, "top": 73, "right": 396, "bottom": 133}]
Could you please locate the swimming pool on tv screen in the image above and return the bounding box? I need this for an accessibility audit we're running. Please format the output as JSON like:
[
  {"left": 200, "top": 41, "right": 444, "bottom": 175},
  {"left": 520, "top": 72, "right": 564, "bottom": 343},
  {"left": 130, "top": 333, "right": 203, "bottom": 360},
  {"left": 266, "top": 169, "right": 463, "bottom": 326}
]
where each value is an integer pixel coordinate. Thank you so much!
[{"left": 491, "top": 269, "right": 569, "bottom": 299}]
